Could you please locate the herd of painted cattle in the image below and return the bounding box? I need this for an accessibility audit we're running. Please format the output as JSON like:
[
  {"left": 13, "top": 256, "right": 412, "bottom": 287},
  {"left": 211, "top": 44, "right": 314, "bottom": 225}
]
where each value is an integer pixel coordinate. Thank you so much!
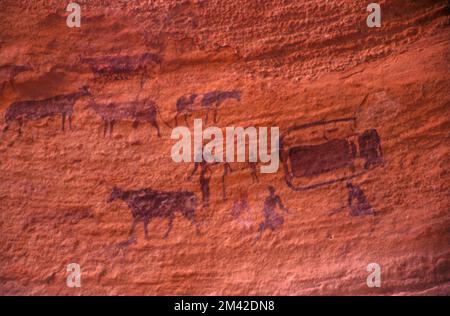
[{"left": 1, "top": 53, "right": 383, "bottom": 240}]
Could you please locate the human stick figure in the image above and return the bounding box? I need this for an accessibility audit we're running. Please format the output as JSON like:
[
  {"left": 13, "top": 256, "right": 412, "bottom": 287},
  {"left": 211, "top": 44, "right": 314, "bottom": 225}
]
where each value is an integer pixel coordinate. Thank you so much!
[{"left": 256, "top": 186, "right": 289, "bottom": 240}]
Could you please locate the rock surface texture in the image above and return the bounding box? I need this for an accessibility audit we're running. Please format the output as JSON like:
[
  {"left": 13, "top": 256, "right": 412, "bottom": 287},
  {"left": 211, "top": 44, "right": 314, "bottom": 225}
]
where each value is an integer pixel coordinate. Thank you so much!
[{"left": 0, "top": 0, "right": 449, "bottom": 295}]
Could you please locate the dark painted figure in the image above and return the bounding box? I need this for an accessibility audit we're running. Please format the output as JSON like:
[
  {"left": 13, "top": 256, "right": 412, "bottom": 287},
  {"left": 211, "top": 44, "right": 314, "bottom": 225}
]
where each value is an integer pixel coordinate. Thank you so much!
[
  {"left": 201, "top": 90, "right": 241, "bottom": 124},
  {"left": 107, "top": 186, "right": 200, "bottom": 239},
  {"left": 189, "top": 161, "right": 212, "bottom": 208},
  {"left": 358, "top": 129, "right": 383, "bottom": 170},
  {"left": 257, "top": 186, "right": 289, "bottom": 239},
  {"left": 83, "top": 53, "right": 161, "bottom": 84},
  {"left": 189, "top": 159, "right": 233, "bottom": 206},
  {"left": 200, "top": 163, "right": 212, "bottom": 208},
  {"left": 175, "top": 93, "right": 198, "bottom": 126},
  {"left": 346, "top": 182, "right": 374, "bottom": 216},
  {"left": 289, "top": 138, "right": 356, "bottom": 178},
  {"left": 175, "top": 90, "right": 241, "bottom": 125},
  {"left": 248, "top": 162, "right": 259, "bottom": 183},
  {"left": 88, "top": 99, "right": 168, "bottom": 138},
  {"left": 3, "top": 86, "right": 91, "bottom": 135},
  {"left": 222, "top": 162, "right": 233, "bottom": 200},
  {"left": 282, "top": 117, "right": 384, "bottom": 192}
]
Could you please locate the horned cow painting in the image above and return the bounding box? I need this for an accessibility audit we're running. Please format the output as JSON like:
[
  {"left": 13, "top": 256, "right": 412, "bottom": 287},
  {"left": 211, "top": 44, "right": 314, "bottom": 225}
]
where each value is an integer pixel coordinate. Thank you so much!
[
  {"left": 2, "top": 86, "right": 91, "bottom": 135},
  {"left": 88, "top": 99, "right": 169, "bottom": 138},
  {"left": 107, "top": 186, "right": 200, "bottom": 239}
]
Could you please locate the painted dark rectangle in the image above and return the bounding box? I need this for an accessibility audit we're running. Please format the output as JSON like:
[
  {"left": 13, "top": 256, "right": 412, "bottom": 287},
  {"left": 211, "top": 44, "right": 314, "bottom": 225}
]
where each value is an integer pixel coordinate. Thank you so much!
[{"left": 289, "top": 139, "right": 353, "bottom": 178}]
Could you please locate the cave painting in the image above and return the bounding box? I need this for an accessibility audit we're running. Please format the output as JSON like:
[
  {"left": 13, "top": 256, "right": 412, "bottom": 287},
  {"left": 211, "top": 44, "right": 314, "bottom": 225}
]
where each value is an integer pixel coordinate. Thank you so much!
[
  {"left": 3, "top": 86, "right": 91, "bottom": 135},
  {"left": 188, "top": 160, "right": 212, "bottom": 208},
  {"left": 82, "top": 53, "right": 161, "bottom": 84},
  {"left": 186, "top": 146, "right": 264, "bottom": 207},
  {"left": 358, "top": 129, "right": 383, "bottom": 170},
  {"left": 107, "top": 186, "right": 200, "bottom": 240},
  {"left": 188, "top": 158, "right": 233, "bottom": 207},
  {"left": 175, "top": 90, "right": 241, "bottom": 125},
  {"left": 221, "top": 161, "right": 233, "bottom": 200},
  {"left": 256, "top": 186, "right": 289, "bottom": 240},
  {"left": 281, "top": 117, "right": 384, "bottom": 191},
  {"left": 247, "top": 162, "right": 259, "bottom": 183},
  {"left": 288, "top": 138, "right": 356, "bottom": 178},
  {"left": 88, "top": 99, "right": 171, "bottom": 138},
  {"left": 346, "top": 182, "right": 374, "bottom": 216}
]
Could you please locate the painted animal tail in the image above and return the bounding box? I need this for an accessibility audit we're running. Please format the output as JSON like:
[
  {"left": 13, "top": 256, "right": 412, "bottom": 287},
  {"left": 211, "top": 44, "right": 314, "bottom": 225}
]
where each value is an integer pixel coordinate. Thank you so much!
[
  {"left": 155, "top": 105, "right": 172, "bottom": 129},
  {"left": 1, "top": 122, "right": 9, "bottom": 139}
]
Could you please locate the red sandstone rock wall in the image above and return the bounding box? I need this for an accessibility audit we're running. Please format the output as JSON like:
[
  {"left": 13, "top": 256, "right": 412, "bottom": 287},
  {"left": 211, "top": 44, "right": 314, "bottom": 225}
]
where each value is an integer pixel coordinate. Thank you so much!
[{"left": 0, "top": 0, "right": 449, "bottom": 295}]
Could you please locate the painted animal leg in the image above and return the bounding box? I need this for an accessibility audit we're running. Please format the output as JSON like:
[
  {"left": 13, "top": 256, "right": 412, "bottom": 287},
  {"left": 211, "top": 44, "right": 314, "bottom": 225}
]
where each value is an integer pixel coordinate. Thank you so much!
[
  {"left": 222, "top": 175, "right": 227, "bottom": 200},
  {"left": 129, "top": 218, "right": 138, "bottom": 237},
  {"left": 68, "top": 114, "right": 73, "bottom": 130},
  {"left": 109, "top": 120, "right": 115, "bottom": 137},
  {"left": 201, "top": 182, "right": 210, "bottom": 208},
  {"left": 191, "top": 217, "right": 200, "bottom": 236},
  {"left": 185, "top": 211, "right": 200, "bottom": 236},
  {"left": 143, "top": 217, "right": 150, "bottom": 239},
  {"left": 213, "top": 108, "right": 218, "bottom": 123},
  {"left": 256, "top": 222, "right": 267, "bottom": 241},
  {"left": 17, "top": 119, "right": 24, "bottom": 136},
  {"left": 204, "top": 111, "right": 209, "bottom": 125},
  {"left": 151, "top": 120, "right": 161, "bottom": 137},
  {"left": 163, "top": 214, "right": 174, "bottom": 239},
  {"left": 103, "top": 119, "right": 108, "bottom": 137},
  {"left": 184, "top": 113, "right": 189, "bottom": 127},
  {"left": 139, "top": 74, "right": 145, "bottom": 89},
  {"left": 61, "top": 113, "right": 66, "bottom": 131},
  {"left": 252, "top": 169, "right": 259, "bottom": 183}
]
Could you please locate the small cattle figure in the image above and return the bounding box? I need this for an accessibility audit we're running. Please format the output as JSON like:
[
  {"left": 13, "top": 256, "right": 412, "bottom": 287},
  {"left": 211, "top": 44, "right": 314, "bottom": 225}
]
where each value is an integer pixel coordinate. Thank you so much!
[
  {"left": 83, "top": 53, "right": 161, "bottom": 82},
  {"left": 88, "top": 99, "right": 170, "bottom": 138},
  {"left": 175, "top": 90, "right": 241, "bottom": 125}
]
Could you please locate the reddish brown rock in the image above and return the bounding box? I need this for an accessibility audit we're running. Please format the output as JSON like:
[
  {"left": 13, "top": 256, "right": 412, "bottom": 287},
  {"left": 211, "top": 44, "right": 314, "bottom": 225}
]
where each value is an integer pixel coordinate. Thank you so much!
[{"left": 0, "top": 0, "right": 449, "bottom": 295}]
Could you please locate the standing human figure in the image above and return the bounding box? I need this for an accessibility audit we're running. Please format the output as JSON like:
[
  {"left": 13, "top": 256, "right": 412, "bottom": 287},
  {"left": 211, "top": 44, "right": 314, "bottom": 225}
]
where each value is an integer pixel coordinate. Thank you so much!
[
  {"left": 187, "top": 160, "right": 213, "bottom": 208},
  {"left": 222, "top": 162, "right": 233, "bottom": 200},
  {"left": 346, "top": 182, "right": 374, "bottom": 216},
  {"left": 189, "top": 146, "right": 232, "bottom": 204},
  {"left": 256, "top": 186, "right": 289, "bottom": 240}
]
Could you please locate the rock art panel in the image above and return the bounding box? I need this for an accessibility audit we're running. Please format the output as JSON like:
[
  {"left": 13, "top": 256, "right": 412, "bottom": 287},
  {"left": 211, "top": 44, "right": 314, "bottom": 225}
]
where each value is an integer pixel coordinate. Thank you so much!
[{"left": 0, "top": 0, "right": 448, "bottom": 296}]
